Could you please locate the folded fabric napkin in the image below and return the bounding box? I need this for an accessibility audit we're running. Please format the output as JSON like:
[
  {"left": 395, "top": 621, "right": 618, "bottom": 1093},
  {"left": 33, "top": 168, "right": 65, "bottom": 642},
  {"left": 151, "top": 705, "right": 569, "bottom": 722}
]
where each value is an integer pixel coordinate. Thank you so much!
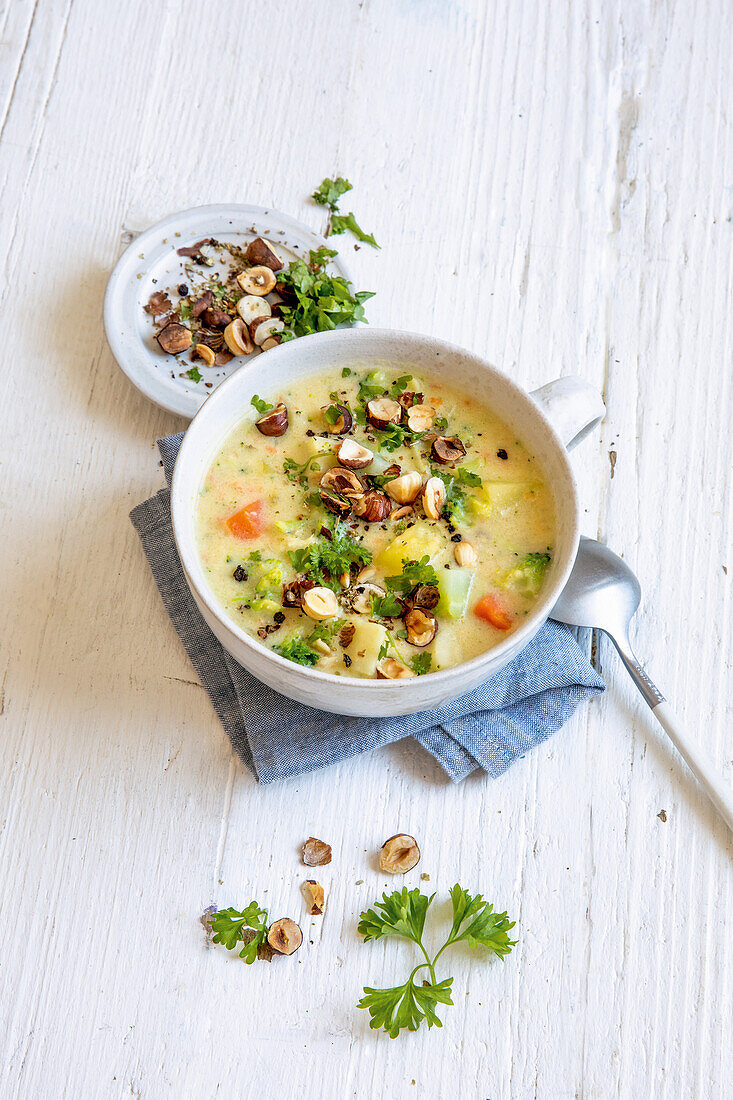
[{"left": 129, "top": 434, "right": 604, "bottom": 784}]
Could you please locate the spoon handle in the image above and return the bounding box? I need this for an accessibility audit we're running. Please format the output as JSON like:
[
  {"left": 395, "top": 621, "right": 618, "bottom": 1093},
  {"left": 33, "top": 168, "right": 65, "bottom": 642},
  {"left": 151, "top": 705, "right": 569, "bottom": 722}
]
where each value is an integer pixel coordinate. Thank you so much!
[
  {"left": 650, "top": 701, "right": 733, "bottom": 832},
  {"left": 614, "top": 643, "right": 733, "bottom": 830}
]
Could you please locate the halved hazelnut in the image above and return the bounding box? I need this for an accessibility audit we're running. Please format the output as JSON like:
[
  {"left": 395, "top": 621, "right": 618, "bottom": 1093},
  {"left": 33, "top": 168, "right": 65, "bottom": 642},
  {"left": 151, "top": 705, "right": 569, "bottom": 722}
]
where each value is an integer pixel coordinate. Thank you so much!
[
  {"left": 244, "top": 236, "right": 284, "bottom": 271},
  {"left": 376, "top": 657, "right": 416, "bottom": 679},
  {"left": 156, "top": 322, "right": 192, "bottom": 354},
  {"left": 320, "top": 491, "right": 351, "bottom": 517},
  {"left": 237, "top": 266, "right": 277, "bottom": 296},
  {"left": 411, "top": 584, "right": 440, "bottom": 610},
  {"left": 325, "top": 403, "right": 353, "bottom": 434},
  {"left": 303, "top": 837, "right": 332, "bottom": 866},
  {"left": 282, "top": 581, "right": 302, "bottom": 608},
  {"left": 379, "top": 834, "right": 421, "bottom": 873},
  {"left": 267, "top": 918, "right": 302, "bottom": 956},
  {"left": 304, "top": 880, "right": 325, "bottom": 916},
  {"left": 302, "top": 586, "right": 340, "bottom": 620},
  {"left": 320, "top": 466, "right": 363, "bottom": 498},
  {"left": 237, "top": 295, "right": 272, "bottom": 326},
  {"left": 431, "top": 436, "right": 467, "bottom": 464},
  {"left": 260, "top": 335, "right": 281, "bottom": 351},
  {"left": 422, "top": 476, "right": 446, "bottom": 520},
  {"left": 193, "top": 343, "right": 216, "bottom": 366},
  {"left": 253, "top": 318, "right": 285, "bottom": 347},
  {"left": 390, "top": 505, "right": 413, "bottom": 522},
  {"left": 385, "top": 471, "right": 422, "bottom": 504},
  {"left": 255, "top": 401, "right": 288, "bottom": 437},
  {"left": 404, "top": 607, "right": 438, "bottom": 647},
  {"left": 454, "top": 541, "right": 477, "bottom": 567},
  {"left": 406, "top": 403, "right": 435, "bottom": 433},
  {"left": 224, "top": 318, "right": 254, "bottom": 356},
  {"left": 348, "top": 582, "right": 387, "bottom": 615},
  {"left": 366, "top": 397, "right": 402, "bottom": 430},
  {"left": 352, "top": 489, "right": 392, "bottom": 522},
  {"left": 337, "top": 438, "right": 373, "bottom": 470}
]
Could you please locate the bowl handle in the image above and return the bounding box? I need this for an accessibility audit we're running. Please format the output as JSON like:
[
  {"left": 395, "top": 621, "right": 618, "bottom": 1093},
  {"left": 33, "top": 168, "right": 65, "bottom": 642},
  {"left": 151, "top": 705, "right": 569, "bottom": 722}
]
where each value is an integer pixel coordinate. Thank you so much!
[{"left": 529, "top": 377, "right": 605, "bottom": 450}]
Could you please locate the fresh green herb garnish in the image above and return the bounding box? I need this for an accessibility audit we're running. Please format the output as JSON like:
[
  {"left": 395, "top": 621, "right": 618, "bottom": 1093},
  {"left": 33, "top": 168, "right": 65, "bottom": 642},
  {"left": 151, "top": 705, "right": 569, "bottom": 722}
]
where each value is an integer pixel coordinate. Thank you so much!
[
  {"left": 433, "top": 415, "right": 448, "bottom": 432},
  {"left": 184, "top": 365, "right": 202, "bottom": 383},
  {"left": 377, "top": 636, "right": 392, "bottom": 661},
  {"left": 283, "top": 452, "right": 330, "bottom": 486},
  {"left": 357, "top": 370, "right": 387, "bottom": 401},
  {"left": 410, "top": 653, "right": 432, "bottom": 675},
  {"left": 385, "top": 557, "right": 439, "bottom": 595},
  {"left": 210, "top": 902, "right": 269, "bottom": 964},
  {"left": 311, "top": 176, "right": 380, "bottom": 248},
  {"left": 248, "top": 550, "right": 263, "bottom": 562},
  {"left": 389, "top": 375, "right": 413, "bottom": 399},
  {"left": 341, "top": 367, "right": 352, "bottom": 378},
  {"left": 372, "top": 591, "right": 404, "bottom": 618},
  {"left": 251, "top": 394, "right": 274, "bottom": 415},
  {"left": 429, "top": 467, "right": 481, "bottom": 521},
  {"left": 307, "top": 619, "right": 345, "bottom": 645},
  {"left": 368, "top": 471, "right": 399, "bottom": 490},
  {"left": 358, "top": 886, "right": 516, "bottom": 1038},
  {"left": 456, "top": 468, "right": 482, "bottom": 487},
  {"left": 273, "top": 637, "right": 321, "bottom": 667},
  {"left": 312, "top": 176, "right": 353, "bottom": 208},
  {"left": 277, "top": 247, "right": 375, "bottom": 340},
  {"left": 502, "top": 552, "right": 551, "bottom": 597},
  {"left": 324, "top": 404, "right": 344, "bottom": 426},
  {"left": 331, "top": 210, "right": 380, "bottom": 248},
  {"left": 289, "top": 519, "right": 372, "bottom": 587}
]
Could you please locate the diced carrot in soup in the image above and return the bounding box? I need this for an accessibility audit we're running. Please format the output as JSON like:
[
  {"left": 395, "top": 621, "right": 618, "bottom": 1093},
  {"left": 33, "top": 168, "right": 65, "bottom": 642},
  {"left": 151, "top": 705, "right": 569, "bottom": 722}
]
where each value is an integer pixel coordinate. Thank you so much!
[
  {"left": 226, "top": 500, "right": 264, "bottom": 539},
  {"left": 474, "top": 592, "right": 514, "bottom": 630}
]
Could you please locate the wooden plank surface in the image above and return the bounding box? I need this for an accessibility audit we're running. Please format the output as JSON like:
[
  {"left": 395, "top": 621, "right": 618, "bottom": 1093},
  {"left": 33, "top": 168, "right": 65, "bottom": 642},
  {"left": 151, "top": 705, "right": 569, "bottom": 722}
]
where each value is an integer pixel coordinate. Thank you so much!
[{"left": 0, "top": 1, "right": 731, "bottom": 1096}]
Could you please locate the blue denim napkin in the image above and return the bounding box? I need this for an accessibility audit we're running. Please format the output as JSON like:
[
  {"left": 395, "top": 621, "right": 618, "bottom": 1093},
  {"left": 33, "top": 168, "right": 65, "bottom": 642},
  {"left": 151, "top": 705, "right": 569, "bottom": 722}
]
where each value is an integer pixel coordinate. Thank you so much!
[{"left": 129, "top": 434, "right": 604, "bottom": 784}]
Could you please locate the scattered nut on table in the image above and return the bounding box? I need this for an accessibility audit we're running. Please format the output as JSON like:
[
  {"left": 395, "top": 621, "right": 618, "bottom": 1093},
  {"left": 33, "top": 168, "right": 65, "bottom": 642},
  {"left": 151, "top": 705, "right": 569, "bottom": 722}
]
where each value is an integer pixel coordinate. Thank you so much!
[
  {"left": 303, "top": 880, "right": 325, "bottom": 915},
  {"left": 302, "top": 836, "right": 332, "bottom": 866},
  {"left": 379, "top": 833, "right": 421, "bottom": 873},
  {"left": 267, "top": 918, "right": 303, "bottom": 955}
]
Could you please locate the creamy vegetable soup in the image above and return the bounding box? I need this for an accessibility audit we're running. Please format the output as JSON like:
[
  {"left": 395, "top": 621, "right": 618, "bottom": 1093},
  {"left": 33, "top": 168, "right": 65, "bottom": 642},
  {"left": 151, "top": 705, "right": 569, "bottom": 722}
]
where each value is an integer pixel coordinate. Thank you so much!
[{"left": 196, "top": 367, "right": 555, "bottom": 679}]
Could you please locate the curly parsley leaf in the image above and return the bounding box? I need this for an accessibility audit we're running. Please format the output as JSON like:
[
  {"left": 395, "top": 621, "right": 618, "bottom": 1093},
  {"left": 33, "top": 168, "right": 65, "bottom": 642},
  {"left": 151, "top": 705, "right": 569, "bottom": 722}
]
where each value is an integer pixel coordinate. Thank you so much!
[
  {"left": 358, "top": 888, "right": 435, "bottom": 945},
  {"left": 358, "top": 976, "right": 453, "bottom": 1038},
  {"left": 184, "top": 365, "right": 202, "bottom": 383},
  {"left": 273, "top": 637, "right": 321, "bottom": 667},
  {"left": 446, "top": 885, "right": 517, "bottom": 956},
  {"left": 372, "top": 591, "right": 404, "bottom": 618},
  {"left": 410, "top": 652, "right": 432, "bottom": 675},
  {"left": 289, "top": 519, "right": 371, "bottom": 587},
  {"left": 283, "top": 452, "right": 330, "bottom": 486},
  {"left": 211, "top": 902, "right": 269, "bottom": 963},
  {"left": 385, "top": 557, "right": 439, "bottom": 595},
  {"left": 312, "top": 176, "right": 353, "bottom": 209},
  {"left": 251, "top": 394, "right": 274, "bottom": 415}
]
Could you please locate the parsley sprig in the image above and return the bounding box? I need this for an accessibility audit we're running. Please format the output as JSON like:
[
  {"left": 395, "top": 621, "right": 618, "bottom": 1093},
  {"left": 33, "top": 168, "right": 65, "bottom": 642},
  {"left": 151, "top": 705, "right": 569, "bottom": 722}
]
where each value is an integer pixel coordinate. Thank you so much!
[
  {"left": 312, "top": 176, "right": 380, "bottom": 248},
  {"left": 358, "top": 886, "right": 516, "bottom": 1037},
  {"left": 289, "top": 519, "right": 372, "bottom": 588},
  {"left": 210, "top": 902, "right": 269, "bottom": 964},
  {"left": 385, "top": 556, "right": 438, "bottom": 595},
  {"left": 277, "top": 247, "right": 375, "bottom": 340}
]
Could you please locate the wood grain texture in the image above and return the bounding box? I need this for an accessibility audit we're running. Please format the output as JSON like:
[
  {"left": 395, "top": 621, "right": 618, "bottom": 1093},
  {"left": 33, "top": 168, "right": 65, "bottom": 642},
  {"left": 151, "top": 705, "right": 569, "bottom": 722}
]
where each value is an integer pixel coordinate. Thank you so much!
[{"left": 0, "top": 0, "right": 731, "bottom": 1096}]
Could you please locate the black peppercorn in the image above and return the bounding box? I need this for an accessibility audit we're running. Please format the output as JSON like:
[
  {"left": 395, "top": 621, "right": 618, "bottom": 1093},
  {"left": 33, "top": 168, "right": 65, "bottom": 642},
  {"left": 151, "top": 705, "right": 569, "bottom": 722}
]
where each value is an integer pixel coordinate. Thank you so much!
[
  {"left": 450, "top": 533, "right": 462, "bottom": 542},
  {"left": 233, "top": 565, "right": 247, "bottom": 582},
  {"left": 273, "top": 612, "right": 285, "bottom": 624},
  {"left": 497, "top": 448, "right": 508, "bottom": 460},
  {"left": 343, "top": 654, "right": 352, "bottom": 668},
  {"left": 178, "top": 283, "right": 189, "bottom": 296}
]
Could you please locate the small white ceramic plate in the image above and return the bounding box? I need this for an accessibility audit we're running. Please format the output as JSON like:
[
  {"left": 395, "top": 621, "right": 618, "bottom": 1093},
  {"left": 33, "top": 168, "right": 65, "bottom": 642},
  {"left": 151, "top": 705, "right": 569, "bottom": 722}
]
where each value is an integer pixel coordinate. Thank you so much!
[{"left": 103, "top": 204, "right": 353, "bottom": 418}]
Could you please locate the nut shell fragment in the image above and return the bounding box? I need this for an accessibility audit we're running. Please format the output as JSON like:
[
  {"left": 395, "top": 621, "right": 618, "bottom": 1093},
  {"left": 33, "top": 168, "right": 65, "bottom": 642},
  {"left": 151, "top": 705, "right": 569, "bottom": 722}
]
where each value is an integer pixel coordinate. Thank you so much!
[
  {"left": 379, "top": 833, "right": 421, "bottom": 873},
  {"left": 267, "top": 918, "right": 303, "bottom": 956},
  {"left": 156, "top": 322, "right": 192, "bottom": 355},
  {"left": 352, "top": 489, "right": 391, "bottom": 522},
  {"left": 303, "top": 837, "right": 332, "bottom": 866},
  {"left": 255, "top": 401, "right": 288, "bottom": 437},
  {"left": 320, "top": 466, "right": 364, "bottom": 498},
  {"left": 237, "top": 265, "right": 277, "bottom": 296},
  {"left": 304, "top": 880, "right": 325, "bottom": 916}
]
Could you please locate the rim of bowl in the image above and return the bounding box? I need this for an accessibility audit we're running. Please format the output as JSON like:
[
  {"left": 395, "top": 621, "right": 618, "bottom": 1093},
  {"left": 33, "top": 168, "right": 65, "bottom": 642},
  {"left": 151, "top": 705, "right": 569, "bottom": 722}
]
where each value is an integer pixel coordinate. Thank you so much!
[{"left": 171, "top": 327, "right": 581, "bottom": 689}]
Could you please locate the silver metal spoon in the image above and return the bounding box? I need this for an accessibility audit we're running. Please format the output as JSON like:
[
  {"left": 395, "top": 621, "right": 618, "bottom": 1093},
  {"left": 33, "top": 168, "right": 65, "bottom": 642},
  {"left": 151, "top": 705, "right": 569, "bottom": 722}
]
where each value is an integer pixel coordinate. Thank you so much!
[{"left": 551, "top": 536, "right": 733, "bottom": 831}]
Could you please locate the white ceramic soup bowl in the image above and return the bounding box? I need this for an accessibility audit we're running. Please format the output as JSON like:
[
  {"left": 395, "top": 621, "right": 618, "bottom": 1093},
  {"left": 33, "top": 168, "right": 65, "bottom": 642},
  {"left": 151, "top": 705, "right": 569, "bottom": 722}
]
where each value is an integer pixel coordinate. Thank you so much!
[{"left": 171, "top": 328, "right": 604, "bottom": 716}]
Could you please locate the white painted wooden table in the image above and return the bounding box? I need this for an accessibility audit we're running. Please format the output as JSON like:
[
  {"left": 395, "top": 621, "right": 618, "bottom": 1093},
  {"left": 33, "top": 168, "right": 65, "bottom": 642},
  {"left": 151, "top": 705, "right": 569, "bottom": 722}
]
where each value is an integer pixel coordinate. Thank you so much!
[{"left": 1, "top": 2, "right": 731, "bottom": 1096}]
